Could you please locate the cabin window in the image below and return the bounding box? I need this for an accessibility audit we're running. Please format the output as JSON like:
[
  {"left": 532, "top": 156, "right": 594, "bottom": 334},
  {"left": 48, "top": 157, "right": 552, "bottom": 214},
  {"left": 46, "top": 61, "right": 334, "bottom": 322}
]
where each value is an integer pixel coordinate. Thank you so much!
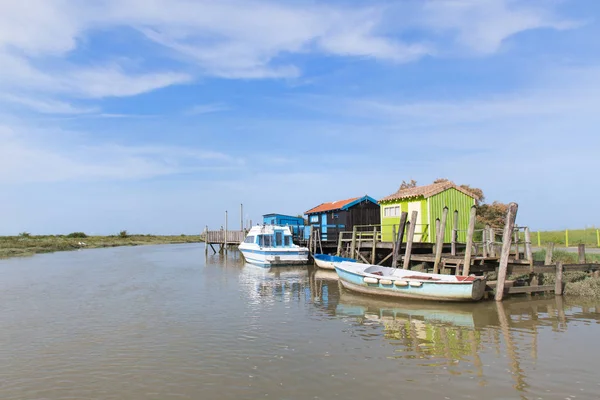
[
  {"left": 384, "top": 206, "right": 400, "bottom": 217},
  {"left": 309, "top": 215, "right": 318, "bottom": 223},
  {"left": 263, "top": 235, "right": 272, "bottom": 247},
  {"left": 244, "top": 235, "right": 255, "bottom": 244},
  {"left": 333, "top": 214, "right": 339, "bottom": 219},
  {"left": 275, "top": 231, "right": 283, "bottom": 247},
  {"left": 285, "top": 236, "right": 292, "bottom": 246}
]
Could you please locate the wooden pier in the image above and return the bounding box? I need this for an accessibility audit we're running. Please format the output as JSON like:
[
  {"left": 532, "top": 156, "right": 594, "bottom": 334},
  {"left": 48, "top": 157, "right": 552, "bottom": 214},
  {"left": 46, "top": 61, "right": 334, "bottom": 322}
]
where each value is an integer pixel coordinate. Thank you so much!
[
  {"left": 203, "top": 228, "right": 245, "bottom": 253},
  {"left": 308, "top": 203, "right": 600, "bottom": 301}
]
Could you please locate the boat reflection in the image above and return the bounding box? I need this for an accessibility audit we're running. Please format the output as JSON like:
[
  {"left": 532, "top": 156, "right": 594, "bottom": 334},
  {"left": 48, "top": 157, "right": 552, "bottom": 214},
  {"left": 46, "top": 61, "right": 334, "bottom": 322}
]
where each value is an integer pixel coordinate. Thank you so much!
[{"left": 239, "top": 263, "right": 310, "bottom": 305}]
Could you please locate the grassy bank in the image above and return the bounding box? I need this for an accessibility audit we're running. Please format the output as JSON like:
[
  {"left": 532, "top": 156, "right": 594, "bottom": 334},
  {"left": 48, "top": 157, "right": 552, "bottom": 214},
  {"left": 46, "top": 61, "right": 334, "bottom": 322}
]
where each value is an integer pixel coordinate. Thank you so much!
[
  {"left": 0, "top": 234, "right": 204, "bottom": 259},
  {"left": 531, "top": 228, "right": 599, "bottom": 247}
]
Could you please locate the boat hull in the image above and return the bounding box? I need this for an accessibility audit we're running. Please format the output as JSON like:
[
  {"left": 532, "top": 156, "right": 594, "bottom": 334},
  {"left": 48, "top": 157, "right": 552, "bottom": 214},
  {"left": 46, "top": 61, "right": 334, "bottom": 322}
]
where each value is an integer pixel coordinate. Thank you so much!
[
  {"left": 335, "top": 264, "right": 486, "bottom": 302},
  {"left": 240, "top": 248, "right": 309, "bottom": 268},
  {"left": 313, "top": 254, "right": 356, "bottom": 270}
]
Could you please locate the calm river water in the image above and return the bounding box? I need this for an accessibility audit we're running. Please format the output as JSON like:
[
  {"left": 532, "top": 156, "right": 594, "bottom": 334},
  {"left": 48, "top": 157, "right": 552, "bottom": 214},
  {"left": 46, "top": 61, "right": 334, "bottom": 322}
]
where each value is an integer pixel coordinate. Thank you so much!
[{"left": 1, "top": 244, "right": 599, "bottom": 400}]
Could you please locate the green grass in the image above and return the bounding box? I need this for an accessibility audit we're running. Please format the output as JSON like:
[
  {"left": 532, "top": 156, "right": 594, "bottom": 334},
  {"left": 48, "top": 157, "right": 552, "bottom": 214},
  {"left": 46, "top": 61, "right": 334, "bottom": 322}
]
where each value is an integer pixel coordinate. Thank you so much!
[
  {"left": 0, "top": 234, "right": 204, "bottom": 259},
  {"left": 533, "top": 249, "right": 600, "bottom": 264},
  {"left": 529, "top": 228, "right": 600, "bottom": 247}
]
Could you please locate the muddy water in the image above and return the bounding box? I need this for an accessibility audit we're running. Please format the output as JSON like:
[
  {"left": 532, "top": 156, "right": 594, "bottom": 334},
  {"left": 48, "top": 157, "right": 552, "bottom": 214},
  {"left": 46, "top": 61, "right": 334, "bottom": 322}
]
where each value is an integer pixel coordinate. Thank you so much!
[{"left": 1, "top": 244, "right": 599, "bottom": 399}]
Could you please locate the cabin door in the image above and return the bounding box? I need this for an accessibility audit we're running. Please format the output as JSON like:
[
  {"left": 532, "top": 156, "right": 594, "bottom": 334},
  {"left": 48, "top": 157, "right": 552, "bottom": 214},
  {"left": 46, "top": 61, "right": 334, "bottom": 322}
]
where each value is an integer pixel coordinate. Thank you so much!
[
  {"left": 321, "top": 213, "right": 327, "bottom": 241},
  {"left": 407, "top": 201, "right": 422, "bottom": 242}
]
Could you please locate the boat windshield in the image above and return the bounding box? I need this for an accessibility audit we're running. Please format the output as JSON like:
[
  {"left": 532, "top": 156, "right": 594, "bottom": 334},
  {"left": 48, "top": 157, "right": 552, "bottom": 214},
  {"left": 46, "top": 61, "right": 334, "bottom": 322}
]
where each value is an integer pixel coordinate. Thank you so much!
[
  {"left": 285, "top": 236, "right": 292, "bottom": 246},
  {"left": 258, "top": 235, "right": 273, "bottom": 247}
]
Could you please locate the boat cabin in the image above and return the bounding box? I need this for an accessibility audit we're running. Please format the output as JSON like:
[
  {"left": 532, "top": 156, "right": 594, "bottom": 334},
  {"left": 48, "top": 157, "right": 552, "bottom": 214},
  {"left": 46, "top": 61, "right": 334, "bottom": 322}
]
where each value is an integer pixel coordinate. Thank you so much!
[{"left": 242, "top": 225, "right": 298, "bottom": 248}]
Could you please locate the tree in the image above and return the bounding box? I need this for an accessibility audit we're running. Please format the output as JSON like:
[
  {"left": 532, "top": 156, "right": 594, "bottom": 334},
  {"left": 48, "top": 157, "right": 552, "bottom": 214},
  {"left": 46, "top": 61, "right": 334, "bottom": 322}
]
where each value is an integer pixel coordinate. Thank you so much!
[{"left": 475, "top": 201, "right": 508, "bottom": 228}]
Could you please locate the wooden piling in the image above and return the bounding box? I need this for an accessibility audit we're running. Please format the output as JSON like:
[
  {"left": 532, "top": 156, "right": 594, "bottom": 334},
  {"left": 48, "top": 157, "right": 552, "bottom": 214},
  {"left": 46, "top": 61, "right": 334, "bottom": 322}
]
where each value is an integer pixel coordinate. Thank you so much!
[
  {"left": 578, "top": 244, "right": 586, "bottom": 264},
  {"left": 495, "top": 202, "right": 519, "bottom": 302},
  {"left": 336, "top": 232, "right": 343, "bottom": 256},
  {"left": 391, "top": 212, "right": 408, "bottom": 268},
  {"left": 403, "top": 211, "right": 418, "bottom": 269},
  {"left": 489, "top": 226, "right": 496, "bottom": 257},
  {"left": 555, "top": 261, "right": 564, "bottom": 296},
  {"left": 513, "top": 227, "right": 520, "bottom": 260},
  {"left": 371, "top": 227, "right": 377, "bottom": 264},
  {"left": 349, "top": 226, "right": 357, "bottom": 259},
  {"left": 524, "top": 227, "right": 533, "bottom": 272},
  {"left": 434, "top": 218, "right": 441, "bottom": 254},
  {"left": 451, "top": 210, "right": 458, "bottom": 256},
  {"left": 544, "top": 242, "right": 554, "bottom": 265},
  {"left": 204, "top": 225, "right": 209, "bottom": 255},
  {"left": 433, "top": 207, "right": 448, "bottom": 274},
  {"left": 224, "top": 210, "right": 228, "bottom": 253},
  {"left": 463, "top": 206, "right": 477, "bottom": 276},
  {"left": 482, "top": 227, "right": 488, "bottom": 258}
]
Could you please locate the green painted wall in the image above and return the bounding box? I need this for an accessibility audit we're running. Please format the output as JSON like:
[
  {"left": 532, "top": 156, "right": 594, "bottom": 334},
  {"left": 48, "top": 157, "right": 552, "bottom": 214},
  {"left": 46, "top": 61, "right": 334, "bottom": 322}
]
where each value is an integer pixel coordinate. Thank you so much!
[
  {"left": 380, "top": 197, "right": 428, "bottom": 242},
  {"left": 428, "top": 188, "right": 476, "bottom": 243}
]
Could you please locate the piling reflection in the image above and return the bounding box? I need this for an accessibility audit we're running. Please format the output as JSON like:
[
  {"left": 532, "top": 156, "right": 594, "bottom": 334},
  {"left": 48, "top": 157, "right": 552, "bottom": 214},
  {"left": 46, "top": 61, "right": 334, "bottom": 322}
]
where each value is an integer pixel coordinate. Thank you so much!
[{"left": 331, "top": 291, "right": 600, "bottom": 395}]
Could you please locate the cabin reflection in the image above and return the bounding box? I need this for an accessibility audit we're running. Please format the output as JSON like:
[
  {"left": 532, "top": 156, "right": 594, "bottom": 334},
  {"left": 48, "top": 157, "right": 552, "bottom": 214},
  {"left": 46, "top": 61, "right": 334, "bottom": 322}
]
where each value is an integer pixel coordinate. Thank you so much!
[{"left": 333, "top": 291, "right": 600, "bottom": 393}]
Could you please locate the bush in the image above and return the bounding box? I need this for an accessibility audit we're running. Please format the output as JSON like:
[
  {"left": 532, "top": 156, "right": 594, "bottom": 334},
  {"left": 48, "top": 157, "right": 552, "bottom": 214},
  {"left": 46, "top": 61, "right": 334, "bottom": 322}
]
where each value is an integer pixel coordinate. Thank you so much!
[
  {"left": 66, "top": 232, "right": 87, "bottom": 238},
  {"left": 19, "top": 232, "right": 31, "bottom": 238},
  {"left": 119, "top": 230, "right": 128, "bottom": 238}
]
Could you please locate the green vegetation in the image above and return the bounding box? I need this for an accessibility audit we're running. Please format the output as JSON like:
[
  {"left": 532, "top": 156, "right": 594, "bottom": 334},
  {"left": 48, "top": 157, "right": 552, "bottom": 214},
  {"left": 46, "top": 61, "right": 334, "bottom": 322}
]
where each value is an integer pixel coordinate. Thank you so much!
[
  {"left": 533, "top": 249, "right": 600, "bottom": 263},
  {"left": 531, "top": 228, "right": 599, "bottom": 247},
  {"left": 0, "top": 234, "right": 204, "bottom": 259}
]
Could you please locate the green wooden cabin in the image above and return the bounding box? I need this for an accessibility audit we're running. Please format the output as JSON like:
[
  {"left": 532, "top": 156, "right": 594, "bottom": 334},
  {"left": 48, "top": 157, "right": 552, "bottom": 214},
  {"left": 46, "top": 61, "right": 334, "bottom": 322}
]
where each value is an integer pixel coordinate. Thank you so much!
[{"left": 379, "top": 181, "right": 478, "bottom": 243}]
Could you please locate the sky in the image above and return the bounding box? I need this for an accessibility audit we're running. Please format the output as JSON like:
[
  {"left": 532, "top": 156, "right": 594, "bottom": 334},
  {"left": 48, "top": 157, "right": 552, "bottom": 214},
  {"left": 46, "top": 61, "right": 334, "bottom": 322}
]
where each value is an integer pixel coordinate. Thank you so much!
[{"left": 1, "top": 0, "right": 599, "bottom": 235}]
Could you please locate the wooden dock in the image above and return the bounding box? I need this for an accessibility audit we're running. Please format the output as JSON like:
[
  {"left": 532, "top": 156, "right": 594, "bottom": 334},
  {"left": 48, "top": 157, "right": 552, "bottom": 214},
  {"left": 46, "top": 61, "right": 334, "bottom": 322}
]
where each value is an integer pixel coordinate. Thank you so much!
[
  {"left": 203, "top": 227, "right": 245, "bottom": 254},
  {"left": 308, "top": 203, "right": 599, "bottom": 301}
]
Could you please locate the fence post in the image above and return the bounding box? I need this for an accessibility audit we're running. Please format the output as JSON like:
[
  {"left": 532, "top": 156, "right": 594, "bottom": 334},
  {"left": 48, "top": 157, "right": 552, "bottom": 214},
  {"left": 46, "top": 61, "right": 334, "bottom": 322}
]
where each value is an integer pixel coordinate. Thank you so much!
[
  {"left": 578, "top": 244, "right": 586, "bottom": 264},
  {"left": 537, "top": 231, "right": 541, "bottom": 247},
  {"left": 545, "top": 242, "right": 554, "bottom": 265},
  {"left": 350, "top": 226, "right": 358, "bottom": 260},
  {"left": 524, "top": 227, "right": 533, "bottom": 272},
  {"left": 565, "top": 229, "right": 569, "bottom": 247},
  {"left": 495, "top": 203, "right": 519, "bottom": 302},
  {"left": 597, "top": 229, "right": 599, "bottom": 248}
]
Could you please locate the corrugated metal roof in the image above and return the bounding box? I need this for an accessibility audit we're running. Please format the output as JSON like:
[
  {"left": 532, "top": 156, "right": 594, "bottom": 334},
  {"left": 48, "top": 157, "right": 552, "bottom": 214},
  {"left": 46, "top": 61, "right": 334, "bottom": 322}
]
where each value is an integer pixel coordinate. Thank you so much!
[
  {"left": 305, "top": 197, "right": 360, "bottom": 215},
  {"left": 379, "top": 181, "right": 478, "bottom": 202}
]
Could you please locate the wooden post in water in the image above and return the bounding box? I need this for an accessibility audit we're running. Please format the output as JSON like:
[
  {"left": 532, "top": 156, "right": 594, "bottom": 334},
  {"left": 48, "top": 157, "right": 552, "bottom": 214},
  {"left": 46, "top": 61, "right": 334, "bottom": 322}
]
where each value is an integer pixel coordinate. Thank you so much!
[
  {"left": 495, "top": 202, "right": 519, "bottom": 302},
  {"left": 350, "top": 226, "right": 358, "bottom": 260},
  {"left": 392, "top": 212, "right": 408, "bottom": 268},
  {"left": 225, "top": 210, "right": 229, "bottom": 253},
  {"left": 371, "top": 227, "right": 378, "bottom": 264},
  {"left": 489, "top": 226, "right": 496, "bottom": 257},
  {"left": 513, "top": 227, "right": 520, "bottom": 260},
  {"left": 482, "top": 226, "right": 488, "bottom": 258},
  {"left": 544, "top": 242, "right": 554, "bottom": 265},
  {"left": 525, "top": 227, "right": 533, "bottom": 272},
  {"left": 391, "top": 225, "right": 396, "bottom": 261},
  {"left": 240, "top": 203, "right": 243, "bottom": 232},
  {"left": 451, "top": 210, "right": 458, "bottom": 256},
  {"left": 336, "top": 232, "right": 343, "bottom": 257},
  {"left": 578, "top": 244, "right": 586, "bottom": 264},
  {"left": 403, "top": 211, "right": 418, "bottom": 269},
  {"left": 204, "top": 225, "right": 209, "bottom": 255},
  {"left": 555, "top": 261, "right": 564, "bottom": 296},
  {"left": 433, "top": 207, "right": 448, "bottom": 274},
  {"left": 463, "top": 206, "right": 477, "bottom": 276},
  {"left": 434, "top": 218, "right": 441, "bottom": 254}
]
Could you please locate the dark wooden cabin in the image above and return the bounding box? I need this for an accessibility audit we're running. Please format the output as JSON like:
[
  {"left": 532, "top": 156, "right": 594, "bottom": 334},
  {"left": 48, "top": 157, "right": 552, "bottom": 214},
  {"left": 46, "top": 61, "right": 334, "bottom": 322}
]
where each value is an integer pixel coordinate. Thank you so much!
[{"left": 304, "top": 195, "right": 380, "bottom": 243}]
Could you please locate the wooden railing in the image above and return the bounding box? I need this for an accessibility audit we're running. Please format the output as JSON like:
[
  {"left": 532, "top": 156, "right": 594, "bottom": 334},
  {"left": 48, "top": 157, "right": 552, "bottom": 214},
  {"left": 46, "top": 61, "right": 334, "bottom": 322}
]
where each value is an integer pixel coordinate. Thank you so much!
[{"left": 205, "top": 230, "right": 246, "bottom": 245}]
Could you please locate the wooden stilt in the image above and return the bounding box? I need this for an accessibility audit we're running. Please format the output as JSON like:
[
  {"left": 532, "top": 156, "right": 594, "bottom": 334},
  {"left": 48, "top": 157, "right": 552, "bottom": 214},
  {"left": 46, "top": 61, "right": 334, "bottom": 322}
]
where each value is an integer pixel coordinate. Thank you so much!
[
  {"left": 336, "top": 232, "right": 343, "bottom": 257},
  {"left": 392, "top": 212, "right": 408, "bottom": 268},
  {"left": 371, "top": 227, "right": 377, "bottom": 264},
  {"left": 463, "top": 206, "right": 477, "bottom": 276},
  {"left": 495, "top": 202, "right": 519, "bottom": 302},
  {"left": 433, "top": 207, "right": 448, "bottom": 274},
  {"left": 545, "top": 242, "right": 554, "bottom": 265},
  {"left": 350, "top": 226, "right": 357, "bottom": 260},
  {"left": 403, "top": 211, "right": 418, "bottom": 270},
  {"left": 525, "top": 227, "right": 533, "bottom": 272},
  {"left": 555, "top": 261, "right": 564, "bottom": 296},
  {"left": 482, "top": 226, "right": 488, "bottom": 258},
  {"left": 451, "top": 210, "right": 458, "bottom": 256},
  {"left": 578, "top": 244, "right": 586, "bottom": 264}
]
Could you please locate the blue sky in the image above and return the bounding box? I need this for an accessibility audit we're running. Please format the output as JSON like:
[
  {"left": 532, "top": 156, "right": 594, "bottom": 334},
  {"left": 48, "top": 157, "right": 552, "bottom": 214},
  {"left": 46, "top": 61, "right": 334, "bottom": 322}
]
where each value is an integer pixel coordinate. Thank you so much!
[{"left": 1, "top": 0, "right": 599, "bottom": 235}]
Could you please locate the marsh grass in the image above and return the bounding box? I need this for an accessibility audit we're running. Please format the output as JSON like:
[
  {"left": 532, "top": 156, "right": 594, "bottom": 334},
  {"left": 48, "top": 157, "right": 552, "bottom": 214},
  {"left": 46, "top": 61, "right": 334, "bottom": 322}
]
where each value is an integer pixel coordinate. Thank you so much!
[
  {"left": 0, "top": 234, "right": 204, "bottom": 259},
  {"left": 529, "top": 228, "right": 599, "bottom": 247}
]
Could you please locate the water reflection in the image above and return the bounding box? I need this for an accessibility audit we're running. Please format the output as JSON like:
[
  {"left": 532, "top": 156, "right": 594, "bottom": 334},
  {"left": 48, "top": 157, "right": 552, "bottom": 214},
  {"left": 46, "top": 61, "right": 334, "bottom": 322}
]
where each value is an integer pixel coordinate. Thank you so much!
[{"left": 239, "top": 263, "right": 310, "bottom": 305}]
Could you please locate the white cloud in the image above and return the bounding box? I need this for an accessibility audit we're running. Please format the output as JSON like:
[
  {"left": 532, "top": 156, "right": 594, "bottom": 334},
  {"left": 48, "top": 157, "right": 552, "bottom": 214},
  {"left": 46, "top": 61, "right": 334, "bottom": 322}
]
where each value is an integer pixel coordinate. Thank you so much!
[
  {"left": 0, "top": 126, "right": 243, "bottom": 184},
  {"left": 420, "top": 0, "right": 579, "bottom": 54},
  {"left": 185, "top": 103, "right": 230, "bottom": 115},
  {"left": 0, "top": 94, "right": 98, "bottom": 114}
]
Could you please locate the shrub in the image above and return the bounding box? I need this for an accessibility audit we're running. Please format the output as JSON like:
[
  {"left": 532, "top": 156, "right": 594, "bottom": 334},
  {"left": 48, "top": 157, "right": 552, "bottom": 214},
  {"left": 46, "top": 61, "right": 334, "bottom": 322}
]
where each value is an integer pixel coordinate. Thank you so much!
[
  {"left": 19, "top": 232, "right": 31, "bottom": 238},
  {"left": 119, "top": 230, "right": 128, "bottom": 238},
  {"left": 67, "top": 232, "right": 88, "bottom": 238}
]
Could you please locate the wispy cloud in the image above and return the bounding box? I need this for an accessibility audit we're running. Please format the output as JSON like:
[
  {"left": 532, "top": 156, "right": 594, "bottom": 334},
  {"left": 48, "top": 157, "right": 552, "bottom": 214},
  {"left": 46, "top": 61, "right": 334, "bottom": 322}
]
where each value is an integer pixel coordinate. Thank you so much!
[
  {"left": 0, "top": 94, "right": 98, "bottom": 115},
  {"left": 184, "top": 103, "right": 230, "bottom": 115}
]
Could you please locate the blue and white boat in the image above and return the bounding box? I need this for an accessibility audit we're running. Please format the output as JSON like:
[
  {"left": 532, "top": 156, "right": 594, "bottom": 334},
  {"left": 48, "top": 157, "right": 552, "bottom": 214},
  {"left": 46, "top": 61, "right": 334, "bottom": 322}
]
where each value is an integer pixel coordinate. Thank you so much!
[
  {"left": 334, "top": 261, "right": 487, "bottom": 302},
  {"left": 313, "top": 253, "right": 356, "bottom": 270},
  {"left": 238, "top": 225, "right": 309, "bottom": 267}
]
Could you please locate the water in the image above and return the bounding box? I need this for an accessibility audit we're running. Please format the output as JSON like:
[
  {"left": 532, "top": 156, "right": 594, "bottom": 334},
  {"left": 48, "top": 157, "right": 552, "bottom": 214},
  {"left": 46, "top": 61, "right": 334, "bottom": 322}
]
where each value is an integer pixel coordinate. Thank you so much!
[{"left": 1, "top": 244, "right": 599, "bottom": 400}]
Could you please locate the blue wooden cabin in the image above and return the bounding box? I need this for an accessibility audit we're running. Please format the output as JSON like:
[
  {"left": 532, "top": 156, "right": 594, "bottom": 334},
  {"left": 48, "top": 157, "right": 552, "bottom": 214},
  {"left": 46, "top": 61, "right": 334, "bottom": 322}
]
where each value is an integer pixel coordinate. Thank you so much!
[{"left": 262, "top": 213, "right": 308, "bottom": 240}]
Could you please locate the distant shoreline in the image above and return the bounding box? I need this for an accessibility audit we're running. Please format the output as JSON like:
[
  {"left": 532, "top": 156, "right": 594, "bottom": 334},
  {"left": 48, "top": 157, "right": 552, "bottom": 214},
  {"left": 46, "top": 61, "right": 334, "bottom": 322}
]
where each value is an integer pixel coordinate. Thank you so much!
[{"left": 0, "top": 234, "right": 204, "bottom": 259}]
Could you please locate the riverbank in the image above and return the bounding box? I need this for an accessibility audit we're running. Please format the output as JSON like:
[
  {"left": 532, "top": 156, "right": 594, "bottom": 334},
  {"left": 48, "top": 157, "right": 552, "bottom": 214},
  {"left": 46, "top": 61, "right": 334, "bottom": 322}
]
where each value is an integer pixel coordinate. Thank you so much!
[{"left": 0, "top": 234, "right": 204, "bottom": 259}]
